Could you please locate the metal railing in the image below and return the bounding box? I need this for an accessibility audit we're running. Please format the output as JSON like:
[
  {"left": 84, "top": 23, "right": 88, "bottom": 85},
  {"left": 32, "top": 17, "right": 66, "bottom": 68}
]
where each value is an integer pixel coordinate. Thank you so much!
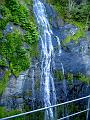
[{"left": 0, "top": 95, "right": 90, "bottom": 120}]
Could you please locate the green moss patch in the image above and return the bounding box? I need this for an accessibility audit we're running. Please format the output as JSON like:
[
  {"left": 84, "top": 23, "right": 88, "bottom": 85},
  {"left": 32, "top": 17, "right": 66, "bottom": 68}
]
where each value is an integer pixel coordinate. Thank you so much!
[
  {"left": 75, "top": 73, "right": 90, "bottom": 84},
  {"left": 63, "top": 21, "right": 86, "bottom": 44},
  {"left": 47, "top": 0, "right": 90, "bottom": 44},
  {"left": 54, "top": 70, "right": 64, "bottom": 81},
  {"left": 0, "top": 31, "right": 3, "bottom": 39},
  {"left": 0, "top": 70, "right": 11, "bottom": 95},
  {"left": 63, "top": 29, "right": 85, "bottom": 44},
  {"left": 47, "top": 0, "right": 90, "bottom": 26},
  {"left": 0, "top": 0, "right": 38, "bottom": 77},
  {"left": 0, "top": 107, "right": 23, "bottom": 119},
  {"left": 54, "top": 69, "right": 90, "bottom": 84},
  {"left": 0, "top": 5, "right": 11, "bottom": 30}
]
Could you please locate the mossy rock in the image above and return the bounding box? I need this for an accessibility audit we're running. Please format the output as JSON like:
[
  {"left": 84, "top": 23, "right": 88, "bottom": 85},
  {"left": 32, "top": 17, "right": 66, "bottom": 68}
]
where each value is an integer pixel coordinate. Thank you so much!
[
  {"left": 75, "top": 73, "right": 90, "bottom": 84},
  {"left": 0, "top": 31, "right": 3, "bottom": 39},
  {"left": 0, "top": 69, "right": 11, "bottom": 95},
  {"left": 54, "top": 70, "right": 64, "bottom": 81},
  {"left": 0, "top": 107, "right": 22, "bottom": 119},
  {"left": 0, "top": 0, "right": 38, "bottom": 77}
]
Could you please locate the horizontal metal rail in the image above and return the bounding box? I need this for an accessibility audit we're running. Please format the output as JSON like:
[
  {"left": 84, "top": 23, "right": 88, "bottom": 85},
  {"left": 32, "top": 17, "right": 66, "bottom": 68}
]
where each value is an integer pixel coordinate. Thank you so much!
[
  {"left": 58, "top": 109, "right": 89, "bottom": 120},
  {"left": 0, "top": 95, "right": 90, "bottom": 120}
]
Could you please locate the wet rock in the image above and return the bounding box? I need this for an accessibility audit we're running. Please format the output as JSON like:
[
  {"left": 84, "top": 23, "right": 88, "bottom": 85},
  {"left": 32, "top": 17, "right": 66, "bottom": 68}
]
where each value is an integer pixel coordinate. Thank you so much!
[
  {"left": 86, "top": 31, "right": 90, "bottom": 40},
  {"left": 63, "top": 24, "right": 78, "bottom": 37},
  {"left": 22, "top": 42, "right": 30, "bottom": 49},
  {"left": 52, "top": 28, "right": 90, "bottom": 75},
  {"left": 3, "top": 22, "right": 14, "bottom": 35},
  {"left": 0, "top": 13, "right": 3, "bottom": 19},
  {"left": 0, "top": 70, "right": 5, "bottom": 80},
  {"left": 3, "top": 22, "right": 26, "bottom": 35},
  {"left": 0, "top": 58, "right": 41, "bottom": 110},
  {"left": 0, "top": 66, "right": 9, "bottom": 80},
  {"left": 45, "top": 3, "right": 64, "bottom": 28},
  {"left": 57, "top": 16, "right": 64, "bottom": 27},
  {"left": 55, "top": 80, "right": 90, "bottom": 103},
  {"left": 0, "top": 72, "right": 26, "bottom": 110}
]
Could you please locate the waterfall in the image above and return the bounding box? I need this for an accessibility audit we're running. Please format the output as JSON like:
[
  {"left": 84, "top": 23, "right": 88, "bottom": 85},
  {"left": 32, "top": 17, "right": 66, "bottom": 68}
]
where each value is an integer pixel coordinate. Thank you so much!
[
  {"left": 56, "top": 35, "right": 68, "bottom": 98},
  {"left": 33, "top": 0, "right": 56, "bottom": 119},
  {"left": 61, "top": 63, "right": 67, "bottom": 97},
  {"left": 56, "top": 36, "right": 61, "bottom": 56},
  {"left": 56, "top": 36, "right": 67, "bottom": 95},
  {"left": 15, "top": 72, "right": 26, "bottom": 94},
  {"left": 61, "top": 63, "right": 69, "bottom": 120},
  {"left": 56, "top": 35, "right": 68, "bottom": 100}
]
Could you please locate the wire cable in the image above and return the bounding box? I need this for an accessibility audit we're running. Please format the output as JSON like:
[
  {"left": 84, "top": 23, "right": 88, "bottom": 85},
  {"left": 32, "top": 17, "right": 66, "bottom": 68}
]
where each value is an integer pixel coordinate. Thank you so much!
[
  {"left": 0, "top": 95, "right": 90, "bottom": 120},
  {"left": 58, "top": 109, "right": 89, "bottom": 120}
]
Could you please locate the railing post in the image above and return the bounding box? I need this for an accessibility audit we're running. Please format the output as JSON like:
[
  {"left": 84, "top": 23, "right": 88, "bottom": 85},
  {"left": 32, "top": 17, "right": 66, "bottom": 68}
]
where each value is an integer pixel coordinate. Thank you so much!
[{"left": 86, "top": 97, "right": 90, "bottom": 120}]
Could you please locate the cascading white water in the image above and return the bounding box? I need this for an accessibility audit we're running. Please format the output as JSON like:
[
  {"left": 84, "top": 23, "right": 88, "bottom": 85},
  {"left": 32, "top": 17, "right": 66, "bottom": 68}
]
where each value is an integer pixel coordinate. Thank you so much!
[
  {"left": 61, "top": 63, "right": 67, "bottom": 97},
  {"left": 56, "top": 35, "right": 69, "bottom": 119},
  {"left": 61, "top": 60, "right": 69, "bottom": 120},
  {"left": 56, "top": 36, "right": 67, "bottom": 97},
  {"left": 15, "top": 72, "right": 26, "bottom": 94},
  {"left": 56, "top": 36, "right": 62, "bottom": 55},
  {"left": 56, "top": 36, "right": 67, "bottom": 98},
  {"left": 33, "top": 0, "right": 56, "bottom": 119}
]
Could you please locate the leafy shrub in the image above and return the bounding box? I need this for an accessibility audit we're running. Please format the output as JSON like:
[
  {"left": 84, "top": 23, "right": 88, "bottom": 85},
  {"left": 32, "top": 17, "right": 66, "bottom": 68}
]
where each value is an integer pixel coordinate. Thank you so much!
[
  {"left": 66, "top": 72, "right": 73, "bottom": 81},
  {"left": 0, "top": 5, "right": 11, "bottom": 29},
  {"left": 0, "top": 107, "right": 23, "bottom": 119},
  {"left": 48, "top": 0, "right": 90, "bottom": 29},
  {"left": 0, "top": 31, "right": 3, "bottom": 39},
  {"left": 54, "top": 70, "right": 64, "bottom": 81},
  {"left": 0, "top": 0, "right": 38, "bottom": 76},
  {"left": 70, "top": 4, "right": 90, "bottom": 23},
  {"left": 0, "top": 70, "right": 11, "bottom": 94},
  {"left": 5, "top": 0, "right": 38, "bottom": 42},
  {"left": 0, "top": 30, "right": 30, "bottom": 76},
  {"left": 76, "top": 73, "right": 90, "bottom": 84}
]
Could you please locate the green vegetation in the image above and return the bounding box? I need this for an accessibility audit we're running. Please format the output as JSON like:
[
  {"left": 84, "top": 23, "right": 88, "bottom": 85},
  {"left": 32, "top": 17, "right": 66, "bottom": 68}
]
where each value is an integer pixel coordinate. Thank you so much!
[
  {"left": 0, "top": 31, "right": 3, "bottom": 39},
  {"left": 35, "top": 79, "right": 40, "bottom": 90},
  {"left": 47, "top": 0, "right": 90, "bottom": 44},
  {"left": 47, "top": 0, "right": 90, "bottom": 26},
  {"left": 75, "top": 73, "right": 90, "bottom": 84},
  {"left": 57, "top": 103, "right": 86, "bottom": 120},
  {"left": 63, "top": 23, "right": 85, "bottom": 44},
  {"left": 0, "top": 107, "right": 23, "bottom": 119},
  {"left": 0, "top": 0, "right": 38, "bottom": 95},
  {"left": 0, "top": 0, "right": 38, "bottom": 76},
  {"left": 1, "top": 29, "right": 30, "bottom": 76},
  {"left": 0, "top": 106, "right": 44, "bottom": 120},
  {"left": 54, "top": 69, "right": 90, "bottom": 84},
  {"left": 0, "top": 5, "right": 11, "bottom": 30},
  {"left": 0, "top": 70, "right": 11, "bottom": 95},
  {"left": 66, "top": 72, "right": 73, "bottom": 81},
  {"left": 54, "top": 70, "right": 64, "bottom": 81},
  {"left": 54, "top": 70, "right": 73, "bottom": 81},
  {"left": 68, "top": 103, "right": 86, "bottom": 120}
]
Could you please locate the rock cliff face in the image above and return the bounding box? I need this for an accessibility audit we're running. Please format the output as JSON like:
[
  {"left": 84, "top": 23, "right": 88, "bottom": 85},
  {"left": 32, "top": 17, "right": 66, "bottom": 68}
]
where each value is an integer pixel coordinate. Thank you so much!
[
  {"left": 0, "top": 58, "right": 41, "bottom": 110},
  {"left": 44, "top": 2, "right": 90, "bottom": 76},
  {"left": 0, "top": 0, "right": 90, "bottom": 119},
  {"left": 0, "top": 0, "right": 39, "bottom": 115}
]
